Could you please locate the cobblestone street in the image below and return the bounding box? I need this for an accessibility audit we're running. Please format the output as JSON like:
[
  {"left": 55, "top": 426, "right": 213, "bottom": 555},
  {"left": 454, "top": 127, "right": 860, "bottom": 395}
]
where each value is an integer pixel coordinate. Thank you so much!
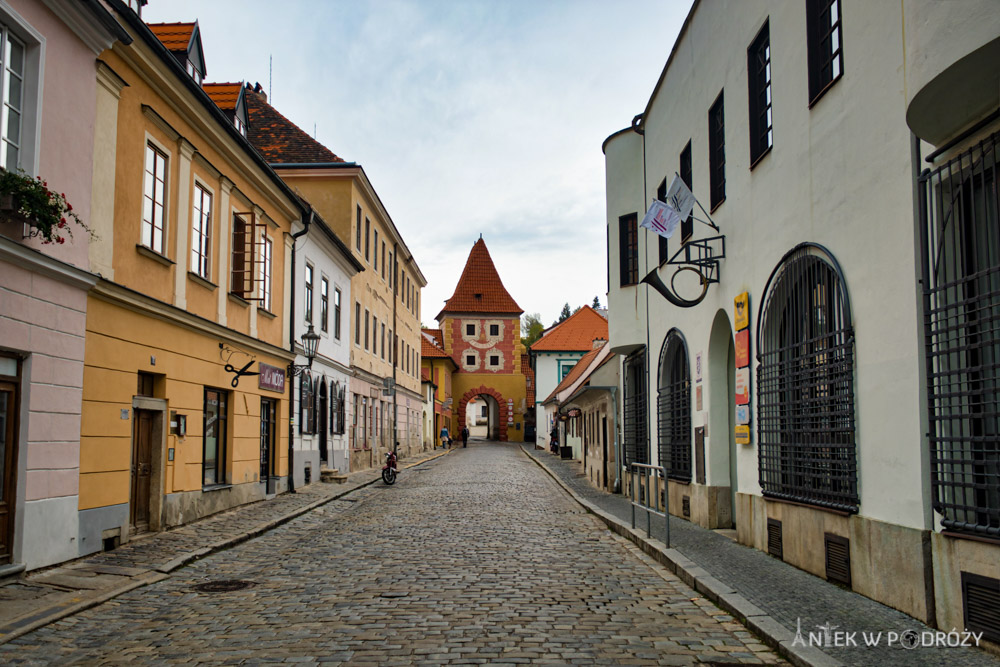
[{"left": 4, "top": 443, "right": 784, "bottom": 665}]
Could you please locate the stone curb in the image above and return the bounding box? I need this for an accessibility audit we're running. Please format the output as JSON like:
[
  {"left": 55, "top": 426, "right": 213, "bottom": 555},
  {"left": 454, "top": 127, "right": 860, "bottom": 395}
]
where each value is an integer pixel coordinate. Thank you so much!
[
  {"left": 520, "top": 445, "right": 845, "bottom": 667},
  {"left": 0, "top": 449, "right": 451, "bottom": 646}
]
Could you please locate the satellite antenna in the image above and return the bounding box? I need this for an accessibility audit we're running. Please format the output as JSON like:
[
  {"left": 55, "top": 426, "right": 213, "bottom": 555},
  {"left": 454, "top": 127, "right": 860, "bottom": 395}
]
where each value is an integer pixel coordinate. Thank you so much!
[{"left": 268, "top": 55, "right": 272, "bottom": 101}]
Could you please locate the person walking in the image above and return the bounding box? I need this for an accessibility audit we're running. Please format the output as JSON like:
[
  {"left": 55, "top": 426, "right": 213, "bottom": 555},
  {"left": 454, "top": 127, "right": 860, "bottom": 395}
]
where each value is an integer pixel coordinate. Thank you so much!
[
  {"left": 439, "top": 425, "right": 450, "bottom": 449},
  {"left": 461, "top": 426, "right": 469, "bottom": 448}
]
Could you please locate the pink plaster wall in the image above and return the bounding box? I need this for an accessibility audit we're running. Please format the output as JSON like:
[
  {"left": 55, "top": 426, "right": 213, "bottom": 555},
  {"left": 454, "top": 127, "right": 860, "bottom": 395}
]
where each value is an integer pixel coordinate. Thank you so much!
[{"left": 6, "top": 0, "right": 99, "bottom": 271}]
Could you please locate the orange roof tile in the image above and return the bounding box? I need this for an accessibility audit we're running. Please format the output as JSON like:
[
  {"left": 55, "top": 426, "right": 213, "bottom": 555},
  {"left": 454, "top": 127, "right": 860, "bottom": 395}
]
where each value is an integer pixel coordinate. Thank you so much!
[
  {"left": 244, "top": 87, "right": 347, "bottom": 164},
  {"left": 421, "top": 329, "right": 450, "bottom": 359},
  {"left": 522, "top": 353, "right": 535, "bottom": 404},
  {"left": 421, "top": 368, "right": 431, "bottom": 382},
  {"left": 544, "top": 341, "right": 607, "bottom": 403},
  {"left": 436, "top": 239, "right": 522, "bottom": 320},
  {"left": 202, "top": 82, "right": 242, "bottom": 111},
  {"left": 531, "top": 305, "right": 608, "bottom": 352},
  {"left": 148, "top": 22, "right": 195, "bottom": 52}
]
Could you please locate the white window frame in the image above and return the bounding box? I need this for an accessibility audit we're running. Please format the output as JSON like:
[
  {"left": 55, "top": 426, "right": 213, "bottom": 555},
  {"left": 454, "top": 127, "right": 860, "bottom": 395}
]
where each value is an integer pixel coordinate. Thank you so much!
[
  {"left": 0, "top": 8, "right": 42, "bottom": 177},
  {"left": 258, "top": 231, "right": 273, "bottom": 312},
  {"left": 191, "top": 180, "right": 213, "bottom": 279},
  {"left": 141, "top": 137, "right": 170, "bottom": 254}
]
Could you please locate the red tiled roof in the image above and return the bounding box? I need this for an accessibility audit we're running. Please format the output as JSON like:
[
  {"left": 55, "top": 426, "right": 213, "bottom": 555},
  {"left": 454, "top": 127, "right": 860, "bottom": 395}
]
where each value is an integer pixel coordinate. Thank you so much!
[
  {"left": 421, "top": 368, "right": 431, "bottom": 382},
  {"left": 202, "top": 82, "right": 242, "bottom": 111},
  {"left": 531, "top": 305, "right": 608, "bottom": 352},
  {"left": 436, "top": 239, "right": 522, "bottom": 320},
  {"left": 148, "top": 22, "right": 195, "bottom": 52},
  {"left": 244, "top": 87, "right": 347, "bottom": 164},
  {"left": 421, "top": 329, "right": 450, "bottom": 359},
  {"left": 544, "top": 341, "right": 607, "bottom": 403}
]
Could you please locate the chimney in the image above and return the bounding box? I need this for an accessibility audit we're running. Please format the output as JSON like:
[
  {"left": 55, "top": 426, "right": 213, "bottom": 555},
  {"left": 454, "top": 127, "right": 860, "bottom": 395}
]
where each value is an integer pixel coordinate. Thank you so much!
[
  {"left": 253, "top": 82, "right": 267, "bottom": 102},
  {"left": 592, "top": 337, "right": 606, "bottom": 350}
]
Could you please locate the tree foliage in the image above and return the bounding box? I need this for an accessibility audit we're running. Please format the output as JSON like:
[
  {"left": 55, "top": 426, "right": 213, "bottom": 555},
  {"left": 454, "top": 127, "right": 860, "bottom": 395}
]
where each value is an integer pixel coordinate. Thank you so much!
[
  {"left": 592, "top": 296, "right": 601, "bottom": 309},
  {"left": 521, "top": 313, "right": 545, "bottom": 347}
]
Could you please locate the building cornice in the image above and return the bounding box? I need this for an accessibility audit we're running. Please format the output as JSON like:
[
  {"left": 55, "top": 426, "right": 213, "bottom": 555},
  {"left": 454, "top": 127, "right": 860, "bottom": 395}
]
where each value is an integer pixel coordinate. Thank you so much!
[
  {"left": 91, "top": 278, "right": 294, "bottom": 361},
  {"left": 0, "top": 236, "right": 98, "bottom": 291}
]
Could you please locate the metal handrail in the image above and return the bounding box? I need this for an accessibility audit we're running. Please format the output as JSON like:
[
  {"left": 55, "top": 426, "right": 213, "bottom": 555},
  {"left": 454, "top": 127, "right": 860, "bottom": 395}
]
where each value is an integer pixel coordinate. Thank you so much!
[{"left": 629, "top": 463, "right": 670, "bottom": 547}]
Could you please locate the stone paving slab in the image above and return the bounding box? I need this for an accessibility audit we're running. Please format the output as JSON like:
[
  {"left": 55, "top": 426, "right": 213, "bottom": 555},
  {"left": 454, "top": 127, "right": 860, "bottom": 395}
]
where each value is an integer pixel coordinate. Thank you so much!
[
  {"left": 0, "top": 449, "right": 449, "bottom": 644},
  {"left": 3, "top": 442, "right": 787, "bottom": 666},
  {"left": 521, "top": 445, "right": 1000, "bottom": 667}
]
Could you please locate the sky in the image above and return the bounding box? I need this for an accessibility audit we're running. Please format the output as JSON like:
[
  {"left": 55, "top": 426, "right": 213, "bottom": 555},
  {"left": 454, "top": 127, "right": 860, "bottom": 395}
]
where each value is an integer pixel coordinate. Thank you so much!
[{"left": 143, "top": 0, "right": 690, "bottom": 328}]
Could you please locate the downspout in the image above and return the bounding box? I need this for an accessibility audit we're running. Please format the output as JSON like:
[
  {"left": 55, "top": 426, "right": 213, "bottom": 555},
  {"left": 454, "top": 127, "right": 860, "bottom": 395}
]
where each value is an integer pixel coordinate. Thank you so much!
[
  {"left": 287, "top": 209, "right": 313, "bottom": 493},
  {"left": 392, "top": 241, "right": 398, "bottom": 455},
  {"left": 558, "top": 386, "right": 621, "bottom": 493}
]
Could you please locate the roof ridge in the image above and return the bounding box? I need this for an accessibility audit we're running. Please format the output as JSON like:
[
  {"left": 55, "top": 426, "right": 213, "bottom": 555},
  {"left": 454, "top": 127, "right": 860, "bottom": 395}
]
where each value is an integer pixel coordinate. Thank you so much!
[{"left": 244, "top": 86, "right": 347, "bottom": 164}]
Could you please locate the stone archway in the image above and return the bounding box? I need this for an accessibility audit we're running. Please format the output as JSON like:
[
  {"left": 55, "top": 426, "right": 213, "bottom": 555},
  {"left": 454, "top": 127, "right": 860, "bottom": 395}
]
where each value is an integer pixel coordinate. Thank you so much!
[{"left": 457, "top": 385, "right": 509, "bottom": 441}]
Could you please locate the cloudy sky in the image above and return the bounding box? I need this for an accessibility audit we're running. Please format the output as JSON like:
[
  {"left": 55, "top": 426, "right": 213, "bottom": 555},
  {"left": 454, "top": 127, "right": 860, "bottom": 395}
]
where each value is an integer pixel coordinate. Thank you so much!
[{"left": 143, "top": 0, "right": 690, "bottom": 327}]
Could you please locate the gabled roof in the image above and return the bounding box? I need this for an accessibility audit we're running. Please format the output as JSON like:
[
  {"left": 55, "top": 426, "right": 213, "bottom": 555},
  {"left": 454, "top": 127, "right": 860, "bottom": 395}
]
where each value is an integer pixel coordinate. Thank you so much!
[
  {"left": 147, "top": 21, "right": 194, "bottom": 51},
  {"left": 436, "top": 238, "right": 522, "bottom": 320},
  {"left": 202, "top": 82, "right": 243, "bottom": 111},
  {"left": 544, "top": 341, "right": 609, "bottom": 404},
  {"left": 531, "top": 305, "right": 608, "bottom": 352},
  {"left": 244, "top": 86, "right": 347, "bottom": 164},
  {"left": 421, "top": 329, "right": 451, "bottom": 359}
]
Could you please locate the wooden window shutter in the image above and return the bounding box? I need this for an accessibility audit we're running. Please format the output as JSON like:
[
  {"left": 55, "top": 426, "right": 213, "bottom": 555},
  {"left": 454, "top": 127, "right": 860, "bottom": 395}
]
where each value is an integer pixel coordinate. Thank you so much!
[{"left": 231, "top": 211, "right": 263, "bottom": 300}]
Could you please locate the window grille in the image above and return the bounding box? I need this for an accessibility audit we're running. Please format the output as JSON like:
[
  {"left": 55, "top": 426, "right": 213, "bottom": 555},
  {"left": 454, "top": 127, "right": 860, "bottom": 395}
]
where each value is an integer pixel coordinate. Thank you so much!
[
  {"left": 708, "top": 93, "right": 726, "bottom": 210},
  {"left": 623, "top": 348, "right": 649, "bottom": 465},
  {"left": 658, "top": 330, "right": 692, "bottom": 481},
  {"left": 920, "top": 132, "right": 1000, "bottom": 538},
  {"left": 619, "top": 213, "right": 639, "bottom": 287},
  {"left": 757, "top": 243, "right": 857, "bottom": 512}
]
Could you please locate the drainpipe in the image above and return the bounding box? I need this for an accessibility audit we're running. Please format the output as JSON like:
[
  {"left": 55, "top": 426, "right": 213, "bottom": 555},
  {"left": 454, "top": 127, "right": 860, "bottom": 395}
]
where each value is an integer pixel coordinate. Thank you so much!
[
  {"left": 287, "top": 209, "right": 313, "bottom": 493},
  {"left": 558, "top": 385, "right": 621, "bottom": 493},
  {"left": 392, "top": 241, "right": 398, "bottom": 455}
]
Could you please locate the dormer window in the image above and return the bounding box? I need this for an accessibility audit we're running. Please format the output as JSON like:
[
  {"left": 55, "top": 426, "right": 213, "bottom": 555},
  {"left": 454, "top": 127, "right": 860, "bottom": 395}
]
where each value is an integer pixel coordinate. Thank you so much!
[
  {"left": 186, "top": 60, "right": 202, "bottom": 85},
  {"left": 234, "top": 114, "right": 246, "bottom": 137}
]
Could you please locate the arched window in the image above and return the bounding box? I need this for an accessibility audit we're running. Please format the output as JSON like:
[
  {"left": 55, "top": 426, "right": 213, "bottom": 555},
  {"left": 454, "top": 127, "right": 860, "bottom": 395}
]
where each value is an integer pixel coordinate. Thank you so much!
[
  {"left": 658, "top": 329, "right": 692, "bottom": 481},
  {"left": 757, "top": 243, "right": 857, "bottom": 512}
]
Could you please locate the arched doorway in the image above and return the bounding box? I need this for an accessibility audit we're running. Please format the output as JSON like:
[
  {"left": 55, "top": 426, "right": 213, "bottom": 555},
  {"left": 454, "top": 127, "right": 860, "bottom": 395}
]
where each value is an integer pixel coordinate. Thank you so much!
[
  {"left": 457, "top": 386, "right": 508, "bottom": 441},
  {"left": 657, "top": 329, "right": 691, "bottom": 482},
  {"left": 708, "top": 309, "right": 736, "bottom": 528}
]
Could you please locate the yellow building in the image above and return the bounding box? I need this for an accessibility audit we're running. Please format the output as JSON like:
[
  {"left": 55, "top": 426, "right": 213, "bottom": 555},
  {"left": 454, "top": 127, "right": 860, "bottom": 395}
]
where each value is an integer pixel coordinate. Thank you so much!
[
  {"left": 79, "top": 12, "right": 306, "bottom": 552},
  {"left": 434, "top": 239, "right": 530, "bottom": 442},
  {"left": 421, "top": 329, "right": 457, "bottom": 444},
  {"left": 244, "top": 88, "right": 427, "bottom": 469}
]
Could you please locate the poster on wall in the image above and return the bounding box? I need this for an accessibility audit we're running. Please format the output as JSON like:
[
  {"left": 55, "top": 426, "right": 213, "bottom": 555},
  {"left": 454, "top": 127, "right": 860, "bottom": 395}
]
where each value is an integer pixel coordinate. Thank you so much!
[
  {"left": 735, "top": 367, "right": 750, "bottom": 405},
  {"left": 735, "top": 329, "right": 750, "bottom": 368},
  {"left": 734, "top": 292, "right": 749, "bottom": 331},
  {"left": 735, "top": 404, "right": 750, "bottom": 426},
  {"left": 695, "top": 352, "right": 703, "bottom": 383},
  {"left": 735, "top": 424, "right": 751, "bottom": 445}
]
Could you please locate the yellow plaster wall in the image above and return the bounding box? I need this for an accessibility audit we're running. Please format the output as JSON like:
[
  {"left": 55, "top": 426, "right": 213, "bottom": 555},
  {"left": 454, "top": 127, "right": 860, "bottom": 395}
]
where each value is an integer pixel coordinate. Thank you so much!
[{"left": 80, "top": 296, "right": 290, "bottom": 511}]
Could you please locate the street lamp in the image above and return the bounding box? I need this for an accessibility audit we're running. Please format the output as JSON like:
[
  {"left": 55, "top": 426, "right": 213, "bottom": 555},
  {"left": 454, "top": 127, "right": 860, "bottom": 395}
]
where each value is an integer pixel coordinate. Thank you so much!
[{"left": 288, "top": 324, "right": 320, "bottom": 376}]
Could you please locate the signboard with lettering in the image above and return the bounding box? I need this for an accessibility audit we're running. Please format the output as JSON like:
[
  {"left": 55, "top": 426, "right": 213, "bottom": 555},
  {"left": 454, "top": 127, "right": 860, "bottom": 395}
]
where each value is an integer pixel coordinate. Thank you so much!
[
  {"left": 735, "top": 367, "right": 750, "bottom": 405},
  {"left": 735, "top": 329, "right": 750, "bottom": 368},
  {"left": 734, "top": 292, "right": 749, "bottom": 331},
  {"left": 735, "top": 424, "right": 751, "bottom": 445},
  {"left": 258, "top": 363, "right": 286, "bottom": 392}
]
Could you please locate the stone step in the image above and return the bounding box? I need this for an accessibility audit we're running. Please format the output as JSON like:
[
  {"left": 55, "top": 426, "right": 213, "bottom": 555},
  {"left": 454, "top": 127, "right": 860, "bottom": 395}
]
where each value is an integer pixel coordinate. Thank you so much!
[{"left": 320, "top": 468, "right": 348, "bottom": 484}]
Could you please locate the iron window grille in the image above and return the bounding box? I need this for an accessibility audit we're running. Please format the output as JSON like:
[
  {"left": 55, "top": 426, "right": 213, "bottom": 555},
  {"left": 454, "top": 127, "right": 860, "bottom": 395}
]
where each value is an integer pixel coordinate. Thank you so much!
[
  {"left": 806, "top": 0, "right": 843, "bottom": 106},
  {"left": 920, "top": 131, "right": 1000, "bottom": 538},
  {"left": 623, "top": 347, "right": 649, "bottom": 466},
  {"left": 757, "top": 243, "right": 857, "bottom": 512},
  {"left": 680, "top": 141, "right": 694, "bottom": 242},
  {"left": 708, "top": 93, "right": 726, "bottom": 211},
  {"left": 748, "top": 20, "right": 773, "bottom": 166},
  {"left": 619, "top": 213, "right": 639, "bottom": 287},
  {"left": 658, "top": 329, "right": 692, "bottom": 481}
]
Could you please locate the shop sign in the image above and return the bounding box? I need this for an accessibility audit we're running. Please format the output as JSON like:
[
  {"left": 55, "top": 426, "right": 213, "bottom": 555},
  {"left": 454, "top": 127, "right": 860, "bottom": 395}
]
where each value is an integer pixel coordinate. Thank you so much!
[
  {"left": 734, "top": 292, "right": 749, "bottom": 331},
  {"left": 735, "top": 367, "right": 750, "bottom": 405},
  {"left": 735, "top": 329, "right": 750, "bottom": 367},
  {"left": 258, "top": 363, "right": 286, "bottom": 392},
  {"left": 736, "top": 404, "right": 750, "bottom": 425},
  {"left": 735, "top": 424, "right": 751, "bottom": 445}
]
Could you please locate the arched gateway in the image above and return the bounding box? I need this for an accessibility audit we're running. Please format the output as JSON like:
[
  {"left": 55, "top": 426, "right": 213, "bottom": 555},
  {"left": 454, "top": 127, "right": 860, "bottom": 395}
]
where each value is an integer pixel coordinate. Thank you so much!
[{"left": 424, "top": 238, "right": 530, "bottom": 442}]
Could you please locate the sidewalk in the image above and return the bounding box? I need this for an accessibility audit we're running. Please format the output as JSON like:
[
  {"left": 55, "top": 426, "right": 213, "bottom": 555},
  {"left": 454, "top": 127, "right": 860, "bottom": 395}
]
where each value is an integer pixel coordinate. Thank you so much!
[
  {"left": 521, "top": 445, "right": 1000, "bottom": 667},
  {"left": 0, "top": 448, "right": 450, "bottom": 646}
]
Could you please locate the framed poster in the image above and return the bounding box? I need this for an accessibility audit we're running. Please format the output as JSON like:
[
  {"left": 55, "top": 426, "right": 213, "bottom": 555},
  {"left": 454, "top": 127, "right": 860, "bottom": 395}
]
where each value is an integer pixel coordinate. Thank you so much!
[
  {"left": 735, "top": 329, "right": 750, "bottom": 368},
  {"left": 736, "top": 404, "right": 750, "bottom": 425},
  {"left": 735, "top": 367, "right": 750, "bottom": 405},
  {"left": 734, "top": 292, "right": 749, "bottom": 331}
]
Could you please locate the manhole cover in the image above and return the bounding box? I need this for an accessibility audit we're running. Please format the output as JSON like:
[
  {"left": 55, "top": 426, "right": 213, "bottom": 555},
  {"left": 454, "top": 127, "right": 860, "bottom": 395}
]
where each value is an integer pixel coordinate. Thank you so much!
[{"left": 193, "top": 580, "right": 255, "bottom": 593}]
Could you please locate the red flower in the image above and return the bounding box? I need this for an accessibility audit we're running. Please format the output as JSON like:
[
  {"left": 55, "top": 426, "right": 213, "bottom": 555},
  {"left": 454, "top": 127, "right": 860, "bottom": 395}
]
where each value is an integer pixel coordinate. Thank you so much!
[
  {"left": 57, "top": 237, "right": 65, "bottom": 244},
  {"left": 66, "top": 203, "right": 72, "bottom": 211},
  {"left": 58, "top": 220, "right": 66, "bottom": 228}
]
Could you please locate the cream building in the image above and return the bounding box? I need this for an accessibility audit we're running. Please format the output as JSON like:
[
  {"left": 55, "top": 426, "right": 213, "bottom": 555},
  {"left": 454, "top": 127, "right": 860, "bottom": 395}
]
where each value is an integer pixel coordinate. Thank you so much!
[{"left": 604, "top": 0, "right": 1000, "bottom": 640}]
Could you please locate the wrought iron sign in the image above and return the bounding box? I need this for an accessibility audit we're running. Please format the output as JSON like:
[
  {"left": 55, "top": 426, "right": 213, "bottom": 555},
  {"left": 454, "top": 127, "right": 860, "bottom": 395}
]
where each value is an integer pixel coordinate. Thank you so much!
[{"left": 220, "top": 342, "right": 258, "bottom": 388}]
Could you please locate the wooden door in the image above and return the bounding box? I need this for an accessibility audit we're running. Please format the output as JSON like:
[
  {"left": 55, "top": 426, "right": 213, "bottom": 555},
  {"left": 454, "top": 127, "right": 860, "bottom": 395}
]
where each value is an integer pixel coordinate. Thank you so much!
[
  {"left": 260, "top": 398, "right": 275, "bottom": 493},
  {"left": 130, "top": 409, "right": 153, "bottom": 533},
  {"left": 0, "top": 382, "right": 18, "bottom": 564}
]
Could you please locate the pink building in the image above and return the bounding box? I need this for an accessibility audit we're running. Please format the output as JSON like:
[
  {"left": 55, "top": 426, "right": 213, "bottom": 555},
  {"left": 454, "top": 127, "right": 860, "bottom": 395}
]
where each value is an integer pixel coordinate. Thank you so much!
[{"left": 0, "top": 0, "right": 127, "bottom": 574}]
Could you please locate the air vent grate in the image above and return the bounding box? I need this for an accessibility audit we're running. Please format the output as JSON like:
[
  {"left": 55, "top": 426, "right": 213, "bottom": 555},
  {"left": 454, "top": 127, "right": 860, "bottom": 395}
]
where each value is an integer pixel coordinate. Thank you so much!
[
  {"left": 767, "top": 518, "right": 782, "bottom": 560},
  {"left": 682, "top": 496, "right": 691, "bottom": 518},
  {"left": 824, "top": 533, "right": 851, "bottom": 587},
  {"left": 962, "top": 572, "right": 1000, "bottom": 644}
]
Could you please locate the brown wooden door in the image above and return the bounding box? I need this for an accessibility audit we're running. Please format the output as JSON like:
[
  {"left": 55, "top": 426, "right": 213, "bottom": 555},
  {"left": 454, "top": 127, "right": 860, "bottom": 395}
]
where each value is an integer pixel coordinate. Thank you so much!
[
  {"left": 130, "top": 409, "right": 154, "bottom": 533},
  {"left": 0, "top": 382, "right": 18, "bottom": 564}
]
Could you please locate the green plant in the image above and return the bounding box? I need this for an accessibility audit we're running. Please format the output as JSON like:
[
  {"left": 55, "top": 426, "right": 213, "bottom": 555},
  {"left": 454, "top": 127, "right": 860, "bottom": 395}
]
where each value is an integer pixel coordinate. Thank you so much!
[{"left": 0, "top": 168, "right": 91, "bottom": 245}]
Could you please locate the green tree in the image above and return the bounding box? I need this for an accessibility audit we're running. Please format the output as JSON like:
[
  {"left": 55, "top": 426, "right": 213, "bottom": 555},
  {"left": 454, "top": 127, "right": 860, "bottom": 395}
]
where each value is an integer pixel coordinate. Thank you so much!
[
  {"left": 521, "top": 313, "right": 545, "bottom": 347},
  {"left": 592, "top": 296, "right": 601, "bottom": 309},
  {"left": 558, "top": 303, "right": 572, "bottom": 322}
]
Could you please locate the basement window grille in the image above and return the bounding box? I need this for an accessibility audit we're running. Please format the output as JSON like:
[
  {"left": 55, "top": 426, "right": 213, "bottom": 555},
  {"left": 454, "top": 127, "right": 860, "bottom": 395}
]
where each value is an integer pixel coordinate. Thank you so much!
[
  {"left": 757, "top": 243, "right": 858, "bottom": 512},
  {"left": 767, "top": 518, "right": 783, "bottom": 559},
  {"left": 824, "top": 533, "right": 851, "bottom": 587},
  {"left": 658, "top": 329, "right": 692, "bottom": 481},
  {"left": 623, "top": 347, "right": 649, "bottom": 466},
  {"left": 961, "top": 572, "right": 1000, "bottom": 644},
  {"left": 920, "top": 132, "right": 1000, "bottom": 539}
]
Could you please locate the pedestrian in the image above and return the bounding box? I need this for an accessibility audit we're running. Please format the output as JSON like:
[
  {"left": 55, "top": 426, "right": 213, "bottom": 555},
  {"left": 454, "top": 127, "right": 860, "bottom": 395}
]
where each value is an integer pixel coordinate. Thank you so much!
[
  {"left": 439, "top": 425, "right": 450, "bottom": 449},
  {"left": 550, "top": 426, "right": 559, "bottom": 454},
  {"left": 461, "top": 426, "right": 469, "bottom": 448}
]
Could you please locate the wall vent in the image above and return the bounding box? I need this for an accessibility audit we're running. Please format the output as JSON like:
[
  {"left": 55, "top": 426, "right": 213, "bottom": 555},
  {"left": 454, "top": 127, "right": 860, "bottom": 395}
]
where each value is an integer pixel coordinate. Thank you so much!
[
  {"left": 962, "top": 572, "right": 1000, "bottom": 644},
  {"left": 824, "top": 533, "right": 851, "bottom": 587},
  {"left": 766, "top": 518, "right": 782, "bottom": 560},
  {"left": 682, "top": 495, "right": 691, "bottom": 518}
]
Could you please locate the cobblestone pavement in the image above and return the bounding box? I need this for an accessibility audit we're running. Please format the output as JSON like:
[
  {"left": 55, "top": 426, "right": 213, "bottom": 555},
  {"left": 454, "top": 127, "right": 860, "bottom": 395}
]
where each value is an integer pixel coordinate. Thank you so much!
[
  {"left": 5, "top": 442, "right": 786, "bottom": 665},
  {"left": 521, "top": 447, "right": 1000, "bottom": 667}
]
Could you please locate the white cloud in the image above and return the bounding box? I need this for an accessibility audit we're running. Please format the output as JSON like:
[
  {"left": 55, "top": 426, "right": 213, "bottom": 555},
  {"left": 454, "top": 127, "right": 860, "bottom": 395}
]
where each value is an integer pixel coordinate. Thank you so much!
[{"left": 144, "top": 0, "right": 689, "bottom": 324}]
